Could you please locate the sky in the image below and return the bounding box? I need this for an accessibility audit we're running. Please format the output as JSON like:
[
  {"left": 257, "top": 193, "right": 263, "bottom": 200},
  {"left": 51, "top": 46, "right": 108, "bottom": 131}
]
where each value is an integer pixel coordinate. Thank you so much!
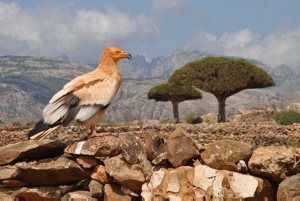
[{"left": 0, "top": 0, "right": 299, "bottom": 68}]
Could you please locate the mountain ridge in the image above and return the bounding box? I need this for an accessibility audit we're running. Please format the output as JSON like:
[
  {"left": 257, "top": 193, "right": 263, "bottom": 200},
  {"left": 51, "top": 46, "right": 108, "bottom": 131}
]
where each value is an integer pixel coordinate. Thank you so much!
[{"left": 0, "top": 51, "right": 299, "bottom": 124}]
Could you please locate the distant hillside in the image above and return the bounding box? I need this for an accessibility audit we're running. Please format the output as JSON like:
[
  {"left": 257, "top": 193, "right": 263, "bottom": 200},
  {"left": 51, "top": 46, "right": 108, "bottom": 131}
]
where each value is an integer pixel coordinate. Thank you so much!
[
  {"left": 0, "top": 52, "right": 299, "bottom": 124},
  {"left": 0, "top": 56, "right": 93, "bottom": 123}
]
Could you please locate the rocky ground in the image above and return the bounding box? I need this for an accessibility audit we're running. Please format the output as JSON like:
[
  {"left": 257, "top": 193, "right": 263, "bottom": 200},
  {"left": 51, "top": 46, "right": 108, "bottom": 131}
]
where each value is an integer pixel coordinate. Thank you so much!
[
  {"left": 1, "top": 120, "right": 300, "bottom": 148},
  {"left": 0, "top": 111, "right": 300, "bottom": 200}
]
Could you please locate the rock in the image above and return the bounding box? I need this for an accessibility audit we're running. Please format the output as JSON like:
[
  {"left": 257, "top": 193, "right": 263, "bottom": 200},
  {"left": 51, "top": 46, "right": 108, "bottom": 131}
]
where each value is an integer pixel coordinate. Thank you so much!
[
  {"left": 0, "top": 192, "right": 14, "bottom": 201},
  {"left": 0, "top": 157, "right": 90, "bottom": 186},
  {"left": 277, "top": 174, "right": 300, "bottom": 200},
  {"left": 0, "top": 187, "right": 62, "bottom": 200},
  {"left": 119, "top": 133, "right": 146, "bottom": 164},
  {"left": 76, "top": 156, "right": 98, "bottom": 169},
  {"left": 59, "top": 179, "right": 90, "bottom": 195},
  {"left": 15, "top": 187, "right": 62, "bottom": 200},
  {"left": 104, "top": 184, "right": 136, "bottom": 201},
  {"left": 59, "top": 185, "right": 81, "bottom": 195},
  {"left": 166, "top": 128, "right": 200, "bottom": 167},
  {"left": 65, "top": 136, "right": 119, "bottom": 157},
  {"left": 138, "top": 153, "right": 153, "bottom": 180},
  {"left": 0, "top": 166, "right": 19, "bottom": 181},
  {"left": 293, "top": 148, "right": 300, "bottom": 172},
  {"left": 288, "top": 102, "right": 300, "bottom": 112},
  {"left": 120, "top": 186, "right": 139, "bottom": 197},
  {"left": 104, "top": 155, "right": 145, "bottom": 191},
  {"left": 237, "top": 160, "right": 248, "bottom": 173},
  {"left": 88, "top": 180, "right": 103, "bottom": 199},
  {"left": 61, "top": 191, "right": 97, "bottom": 201},
  {"left": 141, "top": 165, "right": 275, "bottom": 200},
  {"left": 231, "top": 108, "right": 275, "bottom": 123},
  {"left": 152, "top": 152, "right": 168, "bottom": 165},
  {"left": 0, "top": 139, "right": 65, "bottom": 165},
  {"left": 2, "top": 179, "right": 29, "bottom": 187},
  {"left": 201, "top": 140, "right": 253, "bottom": 172},
  {"left": 144, "top": 129, "right": 166, "bottom": 161},
  {"left": 91, "top": 165, "right": 112, "bottom": 184},
  {"left": 248, "top": 146, "right": 300, "bottom": 182},
  {"left": 201, "top": 112, "right": 218, "bottom": 123}
]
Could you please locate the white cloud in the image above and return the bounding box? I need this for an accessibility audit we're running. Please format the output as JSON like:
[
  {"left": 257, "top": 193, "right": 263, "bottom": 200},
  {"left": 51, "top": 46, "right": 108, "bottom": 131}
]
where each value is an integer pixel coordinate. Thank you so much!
[
  {"left": 0, "top": 2, "right": 159, "bottom": 61},
  {"left": 185, "top": 28, "right": 300, "bottom": 68}
]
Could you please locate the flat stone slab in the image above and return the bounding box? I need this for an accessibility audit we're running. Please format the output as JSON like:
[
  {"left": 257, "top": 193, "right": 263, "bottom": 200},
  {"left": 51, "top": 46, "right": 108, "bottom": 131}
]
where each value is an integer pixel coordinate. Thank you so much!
[
  {"left": 0, "top": 139, "right": 65, "bottom": 165},
  {"left": 64, "top": 136, "right": 119, "bottom": 157},
  {"left": 0, "top": 187, "right": 62, "bottom": 200},
  {"left": 0, "top": 157, "right": 90, "bottom": 186}
]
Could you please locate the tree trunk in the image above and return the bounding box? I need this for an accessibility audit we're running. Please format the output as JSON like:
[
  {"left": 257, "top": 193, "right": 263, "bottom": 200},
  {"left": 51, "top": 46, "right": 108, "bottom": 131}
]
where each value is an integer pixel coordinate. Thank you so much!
[
  {"left": 217, "top": 97, "right": 226, "bottom": 122},
  {"left": 172, "top": 101, "right": 180, "bottom": 123}
]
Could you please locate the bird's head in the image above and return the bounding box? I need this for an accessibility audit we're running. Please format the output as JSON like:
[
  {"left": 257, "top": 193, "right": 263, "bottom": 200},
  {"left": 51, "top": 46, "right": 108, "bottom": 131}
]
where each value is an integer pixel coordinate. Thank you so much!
[{"left": 103, "top": 47, "right": 132, "bottom": 63}]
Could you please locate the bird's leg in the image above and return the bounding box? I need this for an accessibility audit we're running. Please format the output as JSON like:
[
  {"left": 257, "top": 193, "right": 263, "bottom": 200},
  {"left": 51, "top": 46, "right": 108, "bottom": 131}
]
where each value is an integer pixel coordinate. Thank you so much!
[{"left": 89, "top": 126, "right": 109, "bottom": 138}]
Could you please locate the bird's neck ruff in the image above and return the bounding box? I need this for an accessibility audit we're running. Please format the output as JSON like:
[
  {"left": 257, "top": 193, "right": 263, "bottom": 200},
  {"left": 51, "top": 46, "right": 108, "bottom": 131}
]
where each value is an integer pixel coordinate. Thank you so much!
[{"left": 97, "top": 54, "right": 120, "bottom": 76}]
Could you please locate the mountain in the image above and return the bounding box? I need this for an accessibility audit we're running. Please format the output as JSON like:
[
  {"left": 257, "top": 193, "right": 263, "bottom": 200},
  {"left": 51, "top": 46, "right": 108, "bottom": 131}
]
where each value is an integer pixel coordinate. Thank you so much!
[
  {"left": 0, "top": 56, "right": 93, "bottom": 123},
  {"left": 118, "top": 50, "right": 209, "bottom": 79},
  {"left": 0, "top": 52, "right": 299, "bottom": 124}
]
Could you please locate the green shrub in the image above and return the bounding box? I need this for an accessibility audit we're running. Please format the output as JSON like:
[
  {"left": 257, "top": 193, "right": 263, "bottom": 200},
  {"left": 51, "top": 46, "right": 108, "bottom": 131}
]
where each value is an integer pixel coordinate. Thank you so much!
[
  {"left": 274, "top": 110, "right": 300, "bottom": 125},
  {"left": 185, "top": 114, "right": 203, "bottom": 124}
]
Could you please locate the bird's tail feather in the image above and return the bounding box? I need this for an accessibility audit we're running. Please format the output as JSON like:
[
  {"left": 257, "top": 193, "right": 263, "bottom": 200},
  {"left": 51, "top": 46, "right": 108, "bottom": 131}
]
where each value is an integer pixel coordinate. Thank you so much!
[{"left": 27, "top": 119, "right": 61, "bottom": 140}]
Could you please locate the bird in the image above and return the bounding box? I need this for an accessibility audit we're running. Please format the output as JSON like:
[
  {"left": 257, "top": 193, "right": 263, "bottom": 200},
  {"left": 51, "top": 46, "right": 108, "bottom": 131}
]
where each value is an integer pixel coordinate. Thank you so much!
[{"left": 27, "top": 47, "right": 131, "bottom": 140}]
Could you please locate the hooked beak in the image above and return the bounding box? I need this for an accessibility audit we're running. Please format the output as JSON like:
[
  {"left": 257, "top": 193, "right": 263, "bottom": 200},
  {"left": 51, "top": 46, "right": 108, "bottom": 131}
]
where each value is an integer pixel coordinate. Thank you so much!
[{"left": 127, "top": 53, "right": 132, "bottom": 60}]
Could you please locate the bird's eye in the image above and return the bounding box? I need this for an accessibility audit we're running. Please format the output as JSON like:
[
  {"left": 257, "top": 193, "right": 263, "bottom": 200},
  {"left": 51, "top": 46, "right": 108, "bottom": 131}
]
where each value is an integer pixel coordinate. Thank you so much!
[{"left": 116, "top": 50, "right": 121, "bottom": 54}]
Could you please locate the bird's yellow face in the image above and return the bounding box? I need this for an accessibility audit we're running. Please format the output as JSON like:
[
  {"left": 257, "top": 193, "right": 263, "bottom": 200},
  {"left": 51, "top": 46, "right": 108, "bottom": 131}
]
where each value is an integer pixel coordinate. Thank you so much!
[{"left": 110, "top": 47, "right": 132, "bottom": 62}]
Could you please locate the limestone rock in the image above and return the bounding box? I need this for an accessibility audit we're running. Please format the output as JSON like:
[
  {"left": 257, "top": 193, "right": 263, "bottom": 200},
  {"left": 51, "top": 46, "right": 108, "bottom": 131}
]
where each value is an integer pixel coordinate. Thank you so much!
[
  {"left": 61, "top": 191, "right": 97, "bottom": 201},
  {"left": 1, "top": 157, "right": 90, "bottom": 186},
  {"left": 152, "top": 152, "right": 168, "bottom": 165},
  {"left": 237, "top": 160, "right": 248, "bottom": 173},
  {"left": 104, "top": 184, "right": 136, "bottom": 201},
  {"left": 104, "top": 155, "right": 145, "bottom": 191},
  {"left": 248, "top": 146, "right": 300, "bottom": 182},
  {"left": 277, "top": 174, "right": 300, "bottom": 200},
  {"left": 119, "top": 133, "right": 146, "bottom": 164},
  {"left": 0, "top": 187, "right": 62, "bottom": 201},
  {"left": 88, "top": 180, "right": 103, "bottom": 199},
  {"left": 201, "top": 140, "right": 253, "bottom": 172},
  {"left": 0, "top": 192, "right": 14, "bottom": 201},
  {"left": 0, "top": 166, "right": 19, "bottom": 181},
  {"left": 144, "top": 129, "right": 166, "bottom": 161},
  {"left": 91, "top": 165, "right": 112, "bottom": 184},
  {"left": 166, "top": 128, "right": 199, "bottom": 167},
  {"left": 120, "top": 186, "right": 139, "bottom": 197},
  {"left": 65, "top": 136, "right": 119, "bottom": 157},
  {"left": 142, "top": 165, "right": 274, "bottom": 200},
  {"left": 76, "top": 156, "right": 98, "bottom": 169},
  {"left": 138, "top": 153, "right": 153, "bottom": 180},
  {"left": 0, "top": 139, "right": 65, "bottom": 165}
]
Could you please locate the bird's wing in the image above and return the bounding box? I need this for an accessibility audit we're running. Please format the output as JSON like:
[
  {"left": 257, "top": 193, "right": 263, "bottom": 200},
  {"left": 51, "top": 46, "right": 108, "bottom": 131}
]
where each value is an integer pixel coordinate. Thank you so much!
[{"left": 43, "top": 70, "right": 121, "bottom": 125}]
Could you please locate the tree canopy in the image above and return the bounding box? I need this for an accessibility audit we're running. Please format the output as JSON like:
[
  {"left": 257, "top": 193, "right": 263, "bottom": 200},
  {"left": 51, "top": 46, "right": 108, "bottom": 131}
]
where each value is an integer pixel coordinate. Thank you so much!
[
  {"left": 147, "top": 83, "right": 202, "bottom": 123},
  {"left": 148, "top": 83, "right": 202, "bottom": 102},
  {"left": 169, "top": 56, "right": 275, "bottom": 122}
]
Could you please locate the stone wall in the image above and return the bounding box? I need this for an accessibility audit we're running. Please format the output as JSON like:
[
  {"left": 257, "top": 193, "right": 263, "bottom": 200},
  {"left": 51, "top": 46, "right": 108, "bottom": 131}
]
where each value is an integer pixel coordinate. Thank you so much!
[{"left": 0, "top": 128, "right": 299, "bottom": 200}]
